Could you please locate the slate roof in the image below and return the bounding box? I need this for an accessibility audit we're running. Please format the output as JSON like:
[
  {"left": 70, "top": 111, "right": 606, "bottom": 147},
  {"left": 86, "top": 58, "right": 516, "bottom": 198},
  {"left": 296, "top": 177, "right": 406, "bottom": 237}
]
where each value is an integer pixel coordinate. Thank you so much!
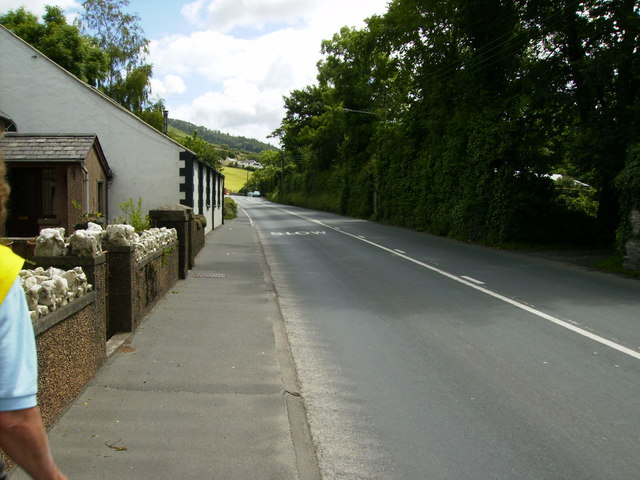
[
  {"left": 0, "top": 133, "right": 97, "bottom": 161},
  {"left": 0, "top": 133, "right": 112, "bottom": 177}
]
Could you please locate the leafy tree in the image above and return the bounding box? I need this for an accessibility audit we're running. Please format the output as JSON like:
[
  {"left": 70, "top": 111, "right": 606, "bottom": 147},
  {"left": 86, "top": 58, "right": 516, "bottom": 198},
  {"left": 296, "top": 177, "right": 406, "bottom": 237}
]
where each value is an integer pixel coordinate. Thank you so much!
[
  {"left": 258, "top": 150, "right": 282, "bottom": 168},
  {"left": 522, "top": 0, "right": 640, "bottom": 238},
  {"left": 0, "top": 6, "right": 107, "bottom": 85},
  {"left": 271, "top": 0, "right": 639, "bottom": 245},
  {"left": 136, "top": 98, "right": 166, "bottom": 132},
  {"left": 177, "top": 131, "right": 224, "bottom": 168},
  {"left": 77, "top": 0, "right": 154, "bottom": 113},
  {"left": 78, "top": 0, "right": 148, "bottom": 88}
]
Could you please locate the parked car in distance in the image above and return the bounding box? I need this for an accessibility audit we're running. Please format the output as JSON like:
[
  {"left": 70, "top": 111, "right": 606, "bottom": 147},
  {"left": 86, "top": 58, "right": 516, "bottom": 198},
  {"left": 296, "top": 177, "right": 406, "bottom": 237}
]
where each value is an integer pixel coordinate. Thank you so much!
[{"left": 253, "top": 191, "right": 261, "bottom": 197}]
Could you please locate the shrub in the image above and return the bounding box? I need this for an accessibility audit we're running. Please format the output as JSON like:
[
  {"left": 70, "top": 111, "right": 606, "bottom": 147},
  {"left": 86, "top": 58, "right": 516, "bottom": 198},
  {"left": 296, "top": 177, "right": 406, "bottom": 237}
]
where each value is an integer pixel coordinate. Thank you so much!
[
  {"left": 118, "top": 197, "right": 150, "bottom": 232},
  {"left": 223, "top": 197, "right": 238, "bottom": 219},
  {"left": 194, "top": 214, "right": 207, "bottom": 230},
  {"left": 615, "top": 144, "right": 640, "bottom": 251}
]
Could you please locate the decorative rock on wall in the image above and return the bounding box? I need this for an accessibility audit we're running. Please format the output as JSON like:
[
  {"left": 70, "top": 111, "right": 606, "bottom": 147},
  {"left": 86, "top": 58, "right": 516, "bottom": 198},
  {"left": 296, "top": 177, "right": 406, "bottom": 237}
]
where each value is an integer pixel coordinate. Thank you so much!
[
  {"left": 623, "top": 209, "right": 640, "bottom": 271},
  {"left": 133, "top": 227, "right": 178, "bottom": 262},
  {"left": 20, "top": 266, "right": 92, "bottom": 321},
  {"left": 34, "top": 228, "right": 66, "bottom": 256},
  {"left": 32, "top": 224, "right": 178, "bottom": 264},
  {"left": 104, "top": 225, "right": 178, "bottom": 262},
  {"left": 34, "top": 224, "right": 103, "bottom": 258},
  {"left": 67, "top": 223, "right": 104, "bottom": 257}
]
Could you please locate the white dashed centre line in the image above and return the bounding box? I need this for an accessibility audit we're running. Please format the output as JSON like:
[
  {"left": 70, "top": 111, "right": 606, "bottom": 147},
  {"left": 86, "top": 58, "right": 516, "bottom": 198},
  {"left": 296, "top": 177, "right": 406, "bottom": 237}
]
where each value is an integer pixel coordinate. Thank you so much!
[{"left": 461, "top": 275, "right": 486, "bottom": 285}]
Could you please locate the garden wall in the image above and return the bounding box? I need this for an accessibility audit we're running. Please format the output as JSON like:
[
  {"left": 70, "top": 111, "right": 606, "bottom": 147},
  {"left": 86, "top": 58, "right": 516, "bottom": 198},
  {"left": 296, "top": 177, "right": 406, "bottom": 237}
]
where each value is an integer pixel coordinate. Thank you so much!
[
  {"left": 35, "top": 292, "right": 102, "bottom": 429},
  {"left": 107, "top": 241, "right": 179, "bottom": 337},
  {"left": 1, "top": 206, "right": 211, "bottom": 472}
]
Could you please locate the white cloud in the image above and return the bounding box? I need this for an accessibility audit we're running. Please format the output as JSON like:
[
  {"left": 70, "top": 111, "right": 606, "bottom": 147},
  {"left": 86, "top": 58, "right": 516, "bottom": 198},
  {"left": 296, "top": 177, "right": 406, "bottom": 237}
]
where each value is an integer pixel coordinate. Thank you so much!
[
  {"left": 181, "top": 0, "right": 308, "bottom": 32},
  {"left": 0, "top": 0, "right": 81, "bottom": 17},
  {"left": 170, "top": 78, "right": 284, "bottom": 142},
  {"left": 150, "top": 0, "right": 391, "bottom": 142},
  {"left": 150, "top": 74, "right": 186, "bottom": 97},
  {"left": 150, "top": 26, "right": 319, "bottom": 89},
  {"left": 149, "top": 25, "right": 323, "bottom": 143},
  {"left": 1, "top": 0, "right": 391, "bottom": 144}
]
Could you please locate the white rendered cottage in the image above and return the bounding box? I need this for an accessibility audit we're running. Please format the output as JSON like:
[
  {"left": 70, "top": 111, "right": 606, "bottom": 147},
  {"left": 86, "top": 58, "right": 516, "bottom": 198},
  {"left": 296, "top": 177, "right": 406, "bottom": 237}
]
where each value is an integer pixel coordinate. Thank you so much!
[{"left": 0, "top": 25, "right": 224, "bottom": 232}]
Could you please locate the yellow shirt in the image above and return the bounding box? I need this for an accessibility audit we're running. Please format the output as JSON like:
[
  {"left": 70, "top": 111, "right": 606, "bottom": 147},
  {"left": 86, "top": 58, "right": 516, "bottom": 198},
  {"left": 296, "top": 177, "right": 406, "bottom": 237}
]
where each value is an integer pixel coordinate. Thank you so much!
[{"left": 0, "top": 245, "right": 24, "bottom": 305}]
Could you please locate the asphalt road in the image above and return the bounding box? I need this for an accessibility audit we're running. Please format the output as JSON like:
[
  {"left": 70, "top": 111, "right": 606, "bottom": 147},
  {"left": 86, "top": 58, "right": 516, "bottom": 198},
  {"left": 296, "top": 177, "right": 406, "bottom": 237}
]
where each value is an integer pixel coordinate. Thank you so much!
[{"left": 235, "top": 196, "right": 640, "bottom": 480}]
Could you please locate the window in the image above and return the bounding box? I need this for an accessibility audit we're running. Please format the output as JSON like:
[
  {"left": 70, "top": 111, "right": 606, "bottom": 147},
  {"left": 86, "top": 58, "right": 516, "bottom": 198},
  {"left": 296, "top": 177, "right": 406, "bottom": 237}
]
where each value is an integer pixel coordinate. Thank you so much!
[
  {"left": 41, "top": 168, "right": 56, "bottom": 217},
  {"left": 97, "top": 181, "right": 106, "bottom": 215},
  {"left": 206, "top": 168, "right": 211, "bottom": 208}
]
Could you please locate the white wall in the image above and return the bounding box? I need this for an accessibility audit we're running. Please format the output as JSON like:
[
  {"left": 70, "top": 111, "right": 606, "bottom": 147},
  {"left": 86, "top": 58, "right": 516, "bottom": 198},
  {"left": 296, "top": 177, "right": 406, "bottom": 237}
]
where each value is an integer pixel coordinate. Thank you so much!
[
  {"left": 0, "top": 27, "right": 193, "bottom": 227},
  {"left": 199, "top": 166, "right": 224, "bottom": 230}
]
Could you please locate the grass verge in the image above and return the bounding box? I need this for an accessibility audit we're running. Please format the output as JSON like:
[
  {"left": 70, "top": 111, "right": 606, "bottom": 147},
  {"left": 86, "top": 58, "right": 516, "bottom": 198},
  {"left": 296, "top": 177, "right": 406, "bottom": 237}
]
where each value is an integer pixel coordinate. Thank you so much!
[{"left": 221, "top": 166, "right": 252, "bottom": 193}]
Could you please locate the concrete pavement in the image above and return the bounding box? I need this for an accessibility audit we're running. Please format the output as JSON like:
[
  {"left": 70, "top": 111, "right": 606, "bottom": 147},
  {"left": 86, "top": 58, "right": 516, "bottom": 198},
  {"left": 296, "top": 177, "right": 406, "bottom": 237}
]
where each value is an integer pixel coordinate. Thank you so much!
[{"left": 11, "top": 209, "right": 319, "bottom": 479}]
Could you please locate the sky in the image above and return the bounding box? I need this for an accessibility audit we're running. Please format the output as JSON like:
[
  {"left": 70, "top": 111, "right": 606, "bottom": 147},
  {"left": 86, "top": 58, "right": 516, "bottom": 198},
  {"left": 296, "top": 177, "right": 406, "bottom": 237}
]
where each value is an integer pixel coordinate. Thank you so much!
[{"left": 0, "top": 0, "right": 391, "bottom": 145}]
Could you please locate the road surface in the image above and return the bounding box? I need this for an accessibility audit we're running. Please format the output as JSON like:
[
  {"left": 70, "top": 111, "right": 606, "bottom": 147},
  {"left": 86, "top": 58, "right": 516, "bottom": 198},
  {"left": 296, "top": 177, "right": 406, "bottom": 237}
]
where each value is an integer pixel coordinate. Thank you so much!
[{"left": 236, "top": 196, "right": 640, "bottom": 480}]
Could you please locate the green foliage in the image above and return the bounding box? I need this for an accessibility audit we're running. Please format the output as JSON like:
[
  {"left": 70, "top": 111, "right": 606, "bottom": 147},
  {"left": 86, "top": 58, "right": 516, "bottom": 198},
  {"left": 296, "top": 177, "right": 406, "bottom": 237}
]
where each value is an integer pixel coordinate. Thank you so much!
[
  {"left": 616, "top": 145, "right": 640, "bottom": 211},
  {"left": 78, "top": 0, "right": 149, "bottom": 89},
  {"left": 223, "top": 197, "right": 238, "bottom": 220},
  {"left": 554, "top": 177, "right": 599, "bottom": 218},
  {"left": 177, "top": 130, "right": 224, "bottom": 168},
  {"left": 258, "top": 150, "right": 282, "bottom": 167},
  {"left": 615, "top": 144, "right": 640, "bottom": 250},
  {"left": 71, "top": 199, "right": 104, "bottom": 229},
  {"left": 0, "top": 6, "right": 108, "bottom": 85},
  {"left": 161, "top": 246, "right": 173, "bottom": 267},
  {"left": 194, "top": 214, "right": 206, "bottom": 230},
  {"left": 135, "top": 98, "right": 166, "bottom": 132},
  {"left": 272, "top": 0, "right": 640, "bottom": 246},
  {"left": 78, "top": 0, "right": 157, "bottom": 116},
  {"left": 117, "top": 197, "right": 150, "bottom": 231},
  {"left": 170, "top": 119, "right": 276, "bottom": 154}
]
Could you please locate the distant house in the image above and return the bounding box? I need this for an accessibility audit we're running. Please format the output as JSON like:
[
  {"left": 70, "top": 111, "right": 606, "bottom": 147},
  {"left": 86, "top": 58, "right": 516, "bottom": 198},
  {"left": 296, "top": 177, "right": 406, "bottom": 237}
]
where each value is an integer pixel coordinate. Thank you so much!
[
  {"left": 237, "top": 160, "right": 263, "bottom": 169},
  {"left": 0, "top": 25, "right": 224, "bottom": 234},
  {"left": 0, "top": 133, "right": 112, "bottom": 237}
]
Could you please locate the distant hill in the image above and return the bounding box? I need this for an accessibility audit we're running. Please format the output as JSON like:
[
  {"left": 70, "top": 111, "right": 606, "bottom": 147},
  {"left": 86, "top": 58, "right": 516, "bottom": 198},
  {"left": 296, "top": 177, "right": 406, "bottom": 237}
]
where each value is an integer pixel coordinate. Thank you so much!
[{"left": 169, "top": 118, "right": 277, "bottom": 154}]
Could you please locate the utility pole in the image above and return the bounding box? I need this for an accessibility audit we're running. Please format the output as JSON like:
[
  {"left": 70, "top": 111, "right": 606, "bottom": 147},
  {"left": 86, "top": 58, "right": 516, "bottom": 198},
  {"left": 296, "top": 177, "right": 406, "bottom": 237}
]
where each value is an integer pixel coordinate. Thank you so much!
[{"left": 342, "top": 104, "right": 383, "bottom": 217}]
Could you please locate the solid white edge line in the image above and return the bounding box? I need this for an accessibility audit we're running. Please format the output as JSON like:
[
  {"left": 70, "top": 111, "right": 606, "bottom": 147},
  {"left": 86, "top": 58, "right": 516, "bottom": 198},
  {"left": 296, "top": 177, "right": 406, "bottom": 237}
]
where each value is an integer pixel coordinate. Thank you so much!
[
  {"left": 241, "top": 208, "right": 254, "bottom": 226},
  {"left": 279, "top": 208, "right": 640, "bottom": 361}
]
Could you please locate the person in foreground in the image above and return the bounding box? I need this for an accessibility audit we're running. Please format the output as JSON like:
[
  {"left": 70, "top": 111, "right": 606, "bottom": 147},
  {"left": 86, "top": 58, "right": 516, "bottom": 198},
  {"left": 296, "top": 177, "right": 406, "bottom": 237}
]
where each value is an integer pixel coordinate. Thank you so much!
[{"left": 0, "top": 156, "right": 67, "bottom": 480}]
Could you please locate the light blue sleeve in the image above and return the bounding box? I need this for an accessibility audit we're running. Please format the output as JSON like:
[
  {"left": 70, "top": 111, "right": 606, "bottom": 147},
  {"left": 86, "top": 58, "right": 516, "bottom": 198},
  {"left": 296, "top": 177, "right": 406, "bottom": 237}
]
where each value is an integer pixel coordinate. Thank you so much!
[{"left": 0, "top": 277, "right": 38, "bottom": 411}]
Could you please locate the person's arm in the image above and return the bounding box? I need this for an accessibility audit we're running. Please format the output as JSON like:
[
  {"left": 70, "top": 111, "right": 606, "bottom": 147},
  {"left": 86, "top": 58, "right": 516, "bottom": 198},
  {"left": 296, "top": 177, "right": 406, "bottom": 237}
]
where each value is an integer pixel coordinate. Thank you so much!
[
  {"left": 0, "top": 276, "right": 67, "bottom": 479},
  {"left": 0, "top": 406, "right": 67, "bottom": 480}
]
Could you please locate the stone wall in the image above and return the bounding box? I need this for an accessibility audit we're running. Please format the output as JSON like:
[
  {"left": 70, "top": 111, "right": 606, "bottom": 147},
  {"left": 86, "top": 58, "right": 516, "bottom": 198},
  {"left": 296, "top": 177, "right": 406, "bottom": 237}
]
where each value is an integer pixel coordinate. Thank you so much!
[
  {"left": 192, "top": 214, "right": 206, "bottom": 262},
  {"left": 135, "top": 241, "right": 179, "bottom": 329},
  {"left": 1, "top": 284, "right": 101, "bottom": 472},
  {"left": 34, "top": 294, "right": 102, "bottom": 428},
  {"left": 107, "top": 240, "right": 179, "bottom": 337},
  {"left": 32, "top": 255, "right": 108, "bottom": 349},
  {"left": 149, "top": 205, "right": 192, "bottom": 279},
  {"left": 1, "top": 224, "right": 182, "bottom": 473}
]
